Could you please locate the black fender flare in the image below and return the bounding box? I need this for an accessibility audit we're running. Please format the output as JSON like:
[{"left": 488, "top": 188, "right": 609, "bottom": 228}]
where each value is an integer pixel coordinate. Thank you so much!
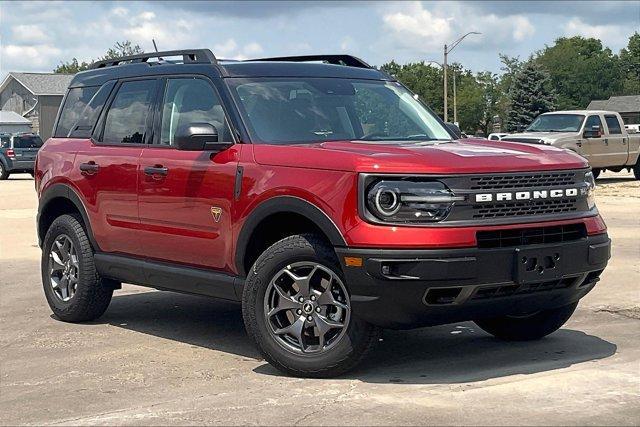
[
  {"left": 38, "top": 183, "right": 100, "bottom": 250},
  {"left": 235, "top": 196, "right": 346, "bottom": 275}
]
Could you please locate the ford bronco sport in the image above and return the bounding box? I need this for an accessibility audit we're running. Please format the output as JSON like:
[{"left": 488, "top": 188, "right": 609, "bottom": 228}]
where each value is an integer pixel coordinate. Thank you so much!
[{"left": 36, "top": 50, "right": 610, "bottom": 377}]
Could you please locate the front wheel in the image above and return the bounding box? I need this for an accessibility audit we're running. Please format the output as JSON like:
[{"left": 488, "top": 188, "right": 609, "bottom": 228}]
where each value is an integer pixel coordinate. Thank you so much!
[
  {"left": 474, "top": 302, "right": 578, "bottom": 341},
  {"left": 591, "top": 168, "right": 601, "bottom": 179},
  {"left": 41, "top": 214, "right": 113, "bottom": 322},
  {"left": 242, "top": 234, "right": 379, "bottom": 378}
]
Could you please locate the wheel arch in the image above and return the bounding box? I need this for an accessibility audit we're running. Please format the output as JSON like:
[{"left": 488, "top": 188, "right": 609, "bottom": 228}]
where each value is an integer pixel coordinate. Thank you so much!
[
  {"left": 38, "top": 183, "right": 99, "bottom": 250},
  {"left": 235, "top": 196, "right": 346, "bottom": 277}
]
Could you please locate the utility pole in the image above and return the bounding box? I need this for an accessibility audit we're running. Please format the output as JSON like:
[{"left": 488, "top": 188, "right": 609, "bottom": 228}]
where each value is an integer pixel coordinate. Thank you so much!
[
  {"left": 443, "top": 32, "right": 481, "bottom": 123},
  {"left": 453, "top": 70, "right": 457, "bottom": 125}
]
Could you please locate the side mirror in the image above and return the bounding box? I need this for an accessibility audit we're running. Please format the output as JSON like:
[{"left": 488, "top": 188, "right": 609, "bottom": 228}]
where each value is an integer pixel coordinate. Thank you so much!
[
  {"left": 583, "top": 126, "right": 601, "bottom": 139},
  {"left": 445, "top": 122, "right": 462, "bottom": 139},
  {"left": 174, "top": 123, "right": 231, "bottom": 152}
]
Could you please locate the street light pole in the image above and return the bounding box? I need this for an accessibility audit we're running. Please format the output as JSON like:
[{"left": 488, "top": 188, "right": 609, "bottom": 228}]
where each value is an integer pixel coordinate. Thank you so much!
[
  {"left": 442, "top": 31, "right": 480, "bottom": 123},
  {"left": 453, "top": 69, "right": 457, "bottom": 125}
]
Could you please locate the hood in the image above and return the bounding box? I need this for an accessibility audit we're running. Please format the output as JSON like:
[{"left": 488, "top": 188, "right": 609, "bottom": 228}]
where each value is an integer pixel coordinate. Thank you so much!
[
  {"left": 252, "top": 138, "right": 588, "bottom": 174},
  {"left": 502, "top": 131, "right": 579, "bottom": 141}
]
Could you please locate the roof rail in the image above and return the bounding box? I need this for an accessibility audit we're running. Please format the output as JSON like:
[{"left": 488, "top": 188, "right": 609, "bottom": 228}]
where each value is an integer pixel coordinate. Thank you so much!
[
  {"left": 89, "top": 49, "right": 218, "bottom": 69},
  {"left": 247, "top": 55, "right": 372, "bottom": 69}
]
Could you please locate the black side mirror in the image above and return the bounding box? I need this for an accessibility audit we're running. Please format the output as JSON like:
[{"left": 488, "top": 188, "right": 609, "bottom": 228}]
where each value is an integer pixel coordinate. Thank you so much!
[
  {"left": 174, "top": 123, "right": 231, "bottom": 152},
  {"left": 583, "top": 126, "right": 601, "bottom": 139},
  {"left": 445, "top": 122, "right": 462, "bottom": 139}
]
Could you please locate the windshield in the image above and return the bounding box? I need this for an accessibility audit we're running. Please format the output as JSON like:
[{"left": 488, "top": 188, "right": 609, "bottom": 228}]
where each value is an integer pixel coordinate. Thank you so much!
[
  {"left": 228, "top": 78, "right": 452, "bottom": 144},
  {"left": 526, "top": 114, "right": 585, "bottom": 132}
]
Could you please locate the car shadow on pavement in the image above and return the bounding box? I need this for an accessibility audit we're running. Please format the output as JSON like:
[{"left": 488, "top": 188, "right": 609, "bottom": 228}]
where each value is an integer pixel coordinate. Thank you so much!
[
  {"left": 102, "top": 291, "right": 616, "bottom": 384},
  {"left": 596, "top": 177, "right": 636, "bottom": 185}
]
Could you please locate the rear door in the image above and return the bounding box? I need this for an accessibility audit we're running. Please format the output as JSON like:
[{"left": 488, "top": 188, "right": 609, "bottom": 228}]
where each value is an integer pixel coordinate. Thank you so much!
[
  {"left": 603, "top": 114, "right": 628, "bottom": 166},
  {"left": 137, "top": 76, "right": 240, "bottom": 270},
  {"left": 73, "top": 78, "right": 158, "bottom": 254}
]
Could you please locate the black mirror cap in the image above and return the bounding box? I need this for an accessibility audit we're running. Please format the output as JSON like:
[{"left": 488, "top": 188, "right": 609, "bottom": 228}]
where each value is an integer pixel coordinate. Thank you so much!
[
  {"left": 583, "top": 129, "right": 601, "bottom": 138},
  {"left": 174, "top": 123, "right": 231, "bottom": 152},
  {"left": 445, "top": 122, "right": 462, "bottom": 139}
]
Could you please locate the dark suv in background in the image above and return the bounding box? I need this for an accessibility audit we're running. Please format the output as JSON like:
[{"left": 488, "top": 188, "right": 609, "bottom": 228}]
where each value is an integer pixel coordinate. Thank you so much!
[{"left": 0, "top": 133, "right": 42, "bottom": 179}]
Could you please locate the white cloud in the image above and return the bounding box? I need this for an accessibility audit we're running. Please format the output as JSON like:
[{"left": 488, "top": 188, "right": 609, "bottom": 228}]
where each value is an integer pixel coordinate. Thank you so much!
[
  {"left": 563, "top": 18, "right": 624, "bottom": 47},
  {"left": 11, "top": 25, "right": 48, "bottom": 44},
  {"left": 380, "top": 2, "right": 535, "bottom": 54},
  {"left": 213, "top": 39, "right": 264, "bottom": 60},
  {"left": 1, "top": 44, "right": 63, "bottom": 69}
]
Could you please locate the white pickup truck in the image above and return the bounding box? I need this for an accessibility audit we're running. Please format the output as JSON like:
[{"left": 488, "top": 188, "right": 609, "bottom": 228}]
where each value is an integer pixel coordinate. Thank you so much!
[{"left": 502, "top": 110, "right": 640, "bottom": 179}]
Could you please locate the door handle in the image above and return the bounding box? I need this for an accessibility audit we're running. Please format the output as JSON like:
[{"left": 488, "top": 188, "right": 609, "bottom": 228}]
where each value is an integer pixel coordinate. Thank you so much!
[
  {"left": 79, "top": 162, "right": 99, "bottom": 175},
  {"left": 144, "top": 165, "right": 169, "bottom": 177},
  {"left": 604, "top": 139, "right": 608, "bottom": 145}
]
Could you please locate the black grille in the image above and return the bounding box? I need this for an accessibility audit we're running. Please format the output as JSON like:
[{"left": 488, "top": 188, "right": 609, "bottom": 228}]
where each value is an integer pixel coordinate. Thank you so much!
[
  {"left": 469, "top": 172, "right": 576, "bottom": 190},
  {"left": 471, "top": 277, "right": 577, "bottom": 300},
  {"left": 472, "top": 199, "right": 578, "bottom": 219},
  {"left": 477, "top": 223, "right": 587, "bottom": 249}
]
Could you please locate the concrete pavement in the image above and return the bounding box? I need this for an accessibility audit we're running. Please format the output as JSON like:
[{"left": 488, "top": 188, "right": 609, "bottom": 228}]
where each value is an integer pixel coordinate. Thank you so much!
[{"left": 1, "top": 172, "right": 638, "bottom": 426}]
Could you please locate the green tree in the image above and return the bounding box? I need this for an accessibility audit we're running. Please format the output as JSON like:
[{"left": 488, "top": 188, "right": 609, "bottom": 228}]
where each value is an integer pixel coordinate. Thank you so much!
[
  {"left": 619, "top": 32, "right": 640, "bottom": 94},
  {"left": 506, "top": 61, "right": 556, "bottom": 131},
  {"left": 536, "top": 36, "right": 623, "bottom": 109},
  {"left": 54, "top": 41, "right": 144, "bottom": 74}
]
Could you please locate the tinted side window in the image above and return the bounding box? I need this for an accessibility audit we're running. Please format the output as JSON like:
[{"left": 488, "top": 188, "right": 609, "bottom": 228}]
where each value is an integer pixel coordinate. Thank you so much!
[
  {"left": 585, "top": 115, "right": 603, "bottom": 131},
  {"left": 14, "top": 135, "right": 43, "bottom": 148},
  {"left": 68, "top": 81, "right": 115, "bottom": 138},
  {"left": 54, "top": 86, "right": 99, "bottom": 137},
  {"left": 1, "top": 137, "right": 10, "bottom": 148},
  {"left": 102, "top": 80, "right": 156, "bottom": 144},
  {"left": 159, "top": 78, "right": 232, "bottom": 145},
  {"left": 604, "top": 115, "right": 622, "bottom": 134}
]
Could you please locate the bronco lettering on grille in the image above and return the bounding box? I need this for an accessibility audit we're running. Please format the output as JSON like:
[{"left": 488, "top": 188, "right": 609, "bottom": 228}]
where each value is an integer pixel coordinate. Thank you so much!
[{"left": 475, "top": 188, "right": 579, "bottom": 203}]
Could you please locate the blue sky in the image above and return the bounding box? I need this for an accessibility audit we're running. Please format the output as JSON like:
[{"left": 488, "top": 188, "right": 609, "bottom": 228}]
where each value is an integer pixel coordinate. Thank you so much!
[{"left": 0, "top": 1, "right": 638, "bottom": 79}]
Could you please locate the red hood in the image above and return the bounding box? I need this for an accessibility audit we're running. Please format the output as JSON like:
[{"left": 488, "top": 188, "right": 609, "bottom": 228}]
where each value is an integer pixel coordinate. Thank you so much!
[{"left": 252, "top": 138, "right": 588, "bottom": 174}]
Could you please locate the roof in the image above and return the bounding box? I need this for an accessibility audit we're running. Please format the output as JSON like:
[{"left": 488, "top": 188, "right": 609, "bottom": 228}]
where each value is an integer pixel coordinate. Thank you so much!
[
  {"left": 0, "top": 72, "right": 73, "bottom": 96},
  {"left": 541, "top": 110, "right": 618, "bottom": 115},
  {"left": 71, "top": 57, "right": 392, "bottom": 87},
  {"left": 587, "top": 95, "right": 640, "bottom": 113},
  {"left": 218, "top": 61, "right": 391, "bottom": 80},
  {"left": 0, "top": 111, "right": 32, "bottom": 125}
]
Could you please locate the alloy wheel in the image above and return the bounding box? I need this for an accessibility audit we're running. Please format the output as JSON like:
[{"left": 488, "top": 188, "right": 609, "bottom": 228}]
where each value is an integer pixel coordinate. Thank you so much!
[
  {"left": 48, "top": 235, "right": 79, "bottom": 302},
  {"left": 263, "top": 261, "right": 351, "bottom": 355}
]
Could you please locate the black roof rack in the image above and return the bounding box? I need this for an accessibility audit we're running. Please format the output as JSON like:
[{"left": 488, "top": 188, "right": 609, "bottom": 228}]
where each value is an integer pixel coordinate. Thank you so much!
[
  {"left": 247, "top": 55, "right": 372, "bottom": 69},
  {"left": 89, "top": 49, "right": 218, "bottom": 69}
]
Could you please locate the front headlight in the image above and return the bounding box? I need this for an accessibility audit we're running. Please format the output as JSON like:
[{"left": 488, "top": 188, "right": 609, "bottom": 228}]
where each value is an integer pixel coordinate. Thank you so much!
[
  {"left": 584, "top": 171, "right": 596, "bottom": 209},
  {"left": 365, "top": 179, "right": 464, "bottom": 223}
]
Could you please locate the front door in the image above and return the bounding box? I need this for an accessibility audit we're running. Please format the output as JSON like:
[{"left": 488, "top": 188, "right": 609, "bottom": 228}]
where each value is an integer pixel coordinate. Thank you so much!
[
  {"left": 582, "top": 114, "right": 607, "bottom": 168},
  {"left": 137, "top": 77, "right": 239, "bottom": 270}
]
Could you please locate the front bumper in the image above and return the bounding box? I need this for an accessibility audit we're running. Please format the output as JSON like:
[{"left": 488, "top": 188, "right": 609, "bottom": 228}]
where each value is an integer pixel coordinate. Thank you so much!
[{"left": 336, "top": 233, "right": 610, "bottom": 329}]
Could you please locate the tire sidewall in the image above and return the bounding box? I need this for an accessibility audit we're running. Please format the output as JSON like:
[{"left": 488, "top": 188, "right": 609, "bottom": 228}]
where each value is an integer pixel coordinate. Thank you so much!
[
  {"left": 244, "top": 236, "right": 368, "bottom": 374},
  {"left": 41, "top": 215, "right": 95, "bottom": 317}
]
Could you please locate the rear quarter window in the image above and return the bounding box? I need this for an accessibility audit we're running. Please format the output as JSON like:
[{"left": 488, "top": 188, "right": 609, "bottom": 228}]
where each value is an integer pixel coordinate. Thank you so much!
[
  {"left": 54, "top": 83, "right": 115, "bottom": 138},
  {"left": 604, "top": 115, "right": 622, "bottom": 135},
  {"left": 14, "top": 135, "right": 43, "bottom": 148}
]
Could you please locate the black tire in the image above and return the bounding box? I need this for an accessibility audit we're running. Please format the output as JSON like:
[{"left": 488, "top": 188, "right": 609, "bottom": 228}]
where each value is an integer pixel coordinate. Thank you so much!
[
  {"left": 242, "top": 234, "right": 380, "bottom": 378},
  {"left": 591, "top": 168, "right": 601, "bottom": 180},
  {"left": 29, "top": 171, "right": 35, "bottom": 178},
  {"left": 0, "top": 162, "right": 9, "bottom": 180},
  {"left": 41, "top": 214, "right": 113, "bottom": 322},
  {"left": 633, "top": 161, "right": 640, "bottom": 180},
  {"left": 474, "top": 302, "right": 578, "bottom": 341}
]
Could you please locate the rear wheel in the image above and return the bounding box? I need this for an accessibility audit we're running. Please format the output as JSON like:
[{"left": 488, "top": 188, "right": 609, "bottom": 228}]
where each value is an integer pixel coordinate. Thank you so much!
[
  {"left": 242, "top": 234, "right": 379, "bottom": 377},
  {"left": 591, "top": 168, "right": 601, "bottom": 179},
  {"left": 41, "top": 214, "right": 113, "bottom": 322},
  {"left": 0, "top": 162, "right": 9, "bottom": 180},
  {"left": 633, "top": 161, "right": 640, "bottom": 180},
  {"left": 474, "top": 302, "right": 578, "bottom": 341}
]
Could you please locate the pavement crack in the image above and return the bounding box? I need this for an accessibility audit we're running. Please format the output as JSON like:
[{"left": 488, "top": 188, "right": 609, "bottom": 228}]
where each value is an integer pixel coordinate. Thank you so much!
[{"left": 592, "top": 305, "right": 640, "bottom": 320}]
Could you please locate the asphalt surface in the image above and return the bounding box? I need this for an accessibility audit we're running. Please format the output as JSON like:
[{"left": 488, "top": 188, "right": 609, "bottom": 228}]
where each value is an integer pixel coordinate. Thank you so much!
[{"left": 1, "top": 172, "right": 638, "bottom": 426}]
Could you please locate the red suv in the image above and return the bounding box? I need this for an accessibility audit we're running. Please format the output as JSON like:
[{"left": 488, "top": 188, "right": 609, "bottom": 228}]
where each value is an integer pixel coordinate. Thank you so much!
[{"left": 36, "top": 50, "right": 610, "bottom": 377}]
